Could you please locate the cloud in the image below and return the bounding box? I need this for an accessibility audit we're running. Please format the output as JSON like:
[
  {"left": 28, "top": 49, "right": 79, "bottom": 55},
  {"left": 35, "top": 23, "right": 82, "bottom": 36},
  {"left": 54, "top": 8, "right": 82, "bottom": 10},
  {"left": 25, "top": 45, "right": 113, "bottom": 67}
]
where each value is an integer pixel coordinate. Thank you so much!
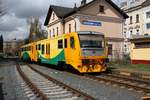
[
  {"left": 0, "top": 0, "right": 118, "bottom": 41},
  {"left": 0, "top": 12, "right": 25, "bottom": 32}
]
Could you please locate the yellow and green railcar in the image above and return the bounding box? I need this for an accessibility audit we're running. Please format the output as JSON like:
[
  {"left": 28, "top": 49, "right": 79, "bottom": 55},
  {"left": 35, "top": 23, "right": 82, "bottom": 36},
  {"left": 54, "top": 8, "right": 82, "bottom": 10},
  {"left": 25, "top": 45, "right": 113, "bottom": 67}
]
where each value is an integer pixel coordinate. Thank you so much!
[{"left": 20, "top": 31, "right": 108, "bottom": 73}]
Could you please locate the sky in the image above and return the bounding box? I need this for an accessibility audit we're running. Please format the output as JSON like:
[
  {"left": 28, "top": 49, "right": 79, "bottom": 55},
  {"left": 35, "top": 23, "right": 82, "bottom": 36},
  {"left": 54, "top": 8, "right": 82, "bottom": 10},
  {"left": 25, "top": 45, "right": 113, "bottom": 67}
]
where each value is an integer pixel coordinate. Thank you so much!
[{"left": 0, "top": 0, "right": 120, "bottom": 41}]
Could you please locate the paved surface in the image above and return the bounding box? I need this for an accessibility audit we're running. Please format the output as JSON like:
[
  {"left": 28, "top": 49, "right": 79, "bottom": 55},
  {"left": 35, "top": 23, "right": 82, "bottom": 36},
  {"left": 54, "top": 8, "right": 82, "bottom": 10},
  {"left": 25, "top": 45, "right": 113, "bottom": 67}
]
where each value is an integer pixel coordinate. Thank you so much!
[{"left": 31, "top": 64, "right": 143, "bottom": 100}]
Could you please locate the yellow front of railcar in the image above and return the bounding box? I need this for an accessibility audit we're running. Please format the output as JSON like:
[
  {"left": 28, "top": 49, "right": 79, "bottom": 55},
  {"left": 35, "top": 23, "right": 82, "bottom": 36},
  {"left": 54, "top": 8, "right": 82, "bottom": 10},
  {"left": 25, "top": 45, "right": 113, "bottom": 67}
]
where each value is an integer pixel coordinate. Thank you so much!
[{"left": 65, "top": 31, "right": 108, "bottom": 73}]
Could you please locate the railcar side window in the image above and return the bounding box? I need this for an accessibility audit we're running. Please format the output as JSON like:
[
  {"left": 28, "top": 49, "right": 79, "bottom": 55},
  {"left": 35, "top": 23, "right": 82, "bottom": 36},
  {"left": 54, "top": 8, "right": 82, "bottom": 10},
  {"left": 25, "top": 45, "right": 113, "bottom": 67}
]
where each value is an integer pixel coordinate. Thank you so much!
[
  {"left": 64, "top": 38, "right": 67, "bottom": 48},
  {"left": 58, "top": 40, "right": 63, "bottom": 49},
  {"left": 36, "top": 45, "right": 38, "bottom": 50},
  {"left": 48, "top": 44, "right": 50, "bottom": 54},
  {"left": 38, "top": 44, "right": 40, "bottom": 50},
  {"left": 42, "top": 44, "right": 45, "bottom": 54},
  {"left": 46, "top": 44, "right": 50, "bottom": 54},
  {"left": 70, "top": 37, "right": 75, "bottom": 48}
]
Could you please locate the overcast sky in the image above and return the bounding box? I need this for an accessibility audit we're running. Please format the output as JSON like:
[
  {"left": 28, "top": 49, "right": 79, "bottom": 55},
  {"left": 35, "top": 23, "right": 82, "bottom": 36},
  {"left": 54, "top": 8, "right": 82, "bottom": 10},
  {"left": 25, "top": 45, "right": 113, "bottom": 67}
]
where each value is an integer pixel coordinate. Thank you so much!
[{"left": 0, "top": 0, "right": 120, "bottom": 41}]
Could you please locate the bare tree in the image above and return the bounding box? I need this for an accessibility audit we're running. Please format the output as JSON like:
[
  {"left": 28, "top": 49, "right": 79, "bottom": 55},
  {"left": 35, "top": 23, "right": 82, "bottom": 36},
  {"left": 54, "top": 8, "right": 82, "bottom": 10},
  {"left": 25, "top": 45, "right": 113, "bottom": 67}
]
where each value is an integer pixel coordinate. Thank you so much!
[
  {"left": 26, "top": 16, "right": 47, "bottom": 43},
  {"left": 0, "top": 0, "right": 7, "bottom": 17}
]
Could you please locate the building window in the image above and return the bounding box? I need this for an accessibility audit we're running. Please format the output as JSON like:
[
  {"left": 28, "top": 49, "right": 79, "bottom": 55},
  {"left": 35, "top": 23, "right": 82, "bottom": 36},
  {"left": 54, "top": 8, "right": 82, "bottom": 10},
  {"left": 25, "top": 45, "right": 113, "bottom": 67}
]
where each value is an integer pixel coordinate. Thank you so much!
[
  {"left": 130, "top": 30, "right": 133, "bottom": 36},
  {"left": 53, "top": 13, "right": 55, "bottom": 20},
  {"left": 108, "top": 44, "right": 112, "bottom": 55},
  {"left": 56, "top": 27, "right": 59, "bottom": 36},
  {"left": 69, "top": 24, "right": 71, "bottom": 33},
  {"left": 49, "top": 30, "right": 51, "bottom": 37},
  {"left": 64, "top": 38, "right": 67, "bottom": 48},
  {"left": 99, "top": 5, "right": 104, "bottom": 13},
  {"left": 53, "top": 28, "right": 55, "bottom": 37},
  {"left": 136, "top": 14, "right": 139, "bottom": 23},
  {"left": 130, "top": 16, "right": 132, "bottom": 24},
  {"left": 146, "top": 23, "right": 150, "bottom": 29},
  {"left": 75, "top": 21, "right": 76, "bottom": 32},
  {"left": 70, "top": 37, "right": 75, "bottom": 48},
  {"left": 124, "top": 21, "right": 126, "bottom": 26},
  {"left": 146, "top": 11, "right": 150, "bottom": 18},
  {"left": 136, "top": 29, "right": 139, "bottom": 35},
  {"left": 58, "top": 39, "right": 63, "bottom": 49},
  {"left": 124, "top": 32, "right": 126, "bottom": 38}
]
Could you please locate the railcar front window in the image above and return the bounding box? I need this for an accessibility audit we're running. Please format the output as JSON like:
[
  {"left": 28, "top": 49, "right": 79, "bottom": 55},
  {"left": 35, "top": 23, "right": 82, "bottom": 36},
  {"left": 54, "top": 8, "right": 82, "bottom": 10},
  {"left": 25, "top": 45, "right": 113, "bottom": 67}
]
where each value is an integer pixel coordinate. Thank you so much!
[
  {"left": 79, "top": 34, "right": 104, "bottom": 48},
  {"left": 80, "top": 40, "right": 102, "bottom": 48}
]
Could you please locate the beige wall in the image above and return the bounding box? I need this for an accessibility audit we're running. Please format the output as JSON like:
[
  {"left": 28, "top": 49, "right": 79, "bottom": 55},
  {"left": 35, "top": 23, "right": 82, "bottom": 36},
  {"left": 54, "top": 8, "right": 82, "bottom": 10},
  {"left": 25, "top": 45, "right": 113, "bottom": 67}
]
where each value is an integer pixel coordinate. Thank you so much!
[
  {"left": 79, "top": 17, "right": 123, "bottom": 38},
  {"left": 46, "top": 0, "right": 125, "bottom": 60},
  {"left": 79, "top": 0, "right": 123, "bottom": 19},
  {"left": 47, "top": 22, "right": 63, "bottom": 38},
  {"left": 48, "top": 11, "right": 59, "bottom": 24}
]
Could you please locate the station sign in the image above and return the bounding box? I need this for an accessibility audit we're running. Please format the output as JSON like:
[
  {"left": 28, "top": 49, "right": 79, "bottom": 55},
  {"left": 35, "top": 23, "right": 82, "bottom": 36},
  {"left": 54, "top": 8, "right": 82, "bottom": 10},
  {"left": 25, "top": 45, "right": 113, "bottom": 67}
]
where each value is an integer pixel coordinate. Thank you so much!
[{"left": 82, "top": 20, "right": 102, "bottom": 26}]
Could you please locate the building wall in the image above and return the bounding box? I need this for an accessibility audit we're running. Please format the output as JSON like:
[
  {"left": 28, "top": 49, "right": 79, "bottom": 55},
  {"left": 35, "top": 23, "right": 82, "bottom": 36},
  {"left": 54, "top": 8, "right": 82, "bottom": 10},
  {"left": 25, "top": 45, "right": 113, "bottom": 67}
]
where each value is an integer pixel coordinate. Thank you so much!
[
  {"left": 143, "top": 6, "right": 150, "bottom": 35},
  {"left": 47, "top": 22, "right": 63, "bottom": 38},
  {"left": 123, "top": 3, "right": 150, "bottom": 55},
  {"left": 3, "top": 40, "right": 24, "bottom": 57},
  {"left": 131, "top": 48, "right": 150, "bottom": 60},
  {"left": 79, "top": 0, "right": 123, "bottom": 18},
  {"left": 79, "top": 16, "right": 123, "bottom": 38},
  {"left": 46, "top": 0, "right": 126, "bottom": 60},
  {"left": 124, "top": 9, "right": 143, "bottom": 38},
  {"left": 48, "top": 11, "right": 59, "bottom": 24},
  {"left": 77, "top": 0, "right": 125, "bottom": 60},
  {"left": 47, "top": 11, "right": 63, "bottom": 38}
]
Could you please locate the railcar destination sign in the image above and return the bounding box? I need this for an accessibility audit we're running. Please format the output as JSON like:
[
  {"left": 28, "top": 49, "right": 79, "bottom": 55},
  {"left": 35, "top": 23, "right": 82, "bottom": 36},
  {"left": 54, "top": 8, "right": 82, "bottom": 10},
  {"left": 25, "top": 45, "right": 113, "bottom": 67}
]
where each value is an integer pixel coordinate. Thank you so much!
[{"left": 82, "top": 20, "right": 102, "bottom": 26}]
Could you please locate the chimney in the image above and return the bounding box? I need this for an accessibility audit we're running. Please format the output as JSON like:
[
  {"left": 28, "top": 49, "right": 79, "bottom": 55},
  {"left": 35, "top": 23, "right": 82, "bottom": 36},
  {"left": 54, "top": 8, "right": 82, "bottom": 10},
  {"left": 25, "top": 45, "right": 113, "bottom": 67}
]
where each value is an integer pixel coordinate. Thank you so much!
[
  {"left": 81, "top": 0, "right": 86, "bottom": 6},
  {"left": 74, "top": 3, "right": 77, "bottom": 9}
]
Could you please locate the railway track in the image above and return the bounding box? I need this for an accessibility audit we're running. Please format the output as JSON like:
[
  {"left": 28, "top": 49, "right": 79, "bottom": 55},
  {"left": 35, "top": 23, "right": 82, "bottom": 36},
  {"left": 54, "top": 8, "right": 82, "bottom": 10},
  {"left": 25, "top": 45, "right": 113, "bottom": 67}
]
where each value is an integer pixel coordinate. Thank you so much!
[
  {"left": 85, "top": 73, "right": 150, "bottom": 98},
  {"left": 16, "top": 62, "right": 95, "bottom": 100}
]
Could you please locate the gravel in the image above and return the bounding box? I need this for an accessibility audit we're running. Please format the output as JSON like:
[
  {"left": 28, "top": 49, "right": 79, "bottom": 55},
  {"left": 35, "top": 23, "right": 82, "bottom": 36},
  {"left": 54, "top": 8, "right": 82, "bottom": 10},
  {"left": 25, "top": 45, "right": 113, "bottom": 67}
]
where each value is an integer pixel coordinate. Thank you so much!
[
  {"left": 31, "top": 64, "right": 143, "bottom": 100},
  {"left": 0, "top": 60, "right": 27, "bottom": 100}
]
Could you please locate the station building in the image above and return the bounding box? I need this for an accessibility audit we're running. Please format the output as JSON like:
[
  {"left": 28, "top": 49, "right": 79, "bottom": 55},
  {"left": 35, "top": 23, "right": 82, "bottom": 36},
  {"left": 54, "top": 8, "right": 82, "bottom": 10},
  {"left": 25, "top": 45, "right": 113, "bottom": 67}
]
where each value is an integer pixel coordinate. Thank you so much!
[{"left": 44, "top": 0, "right": 128, "bottom": 60}]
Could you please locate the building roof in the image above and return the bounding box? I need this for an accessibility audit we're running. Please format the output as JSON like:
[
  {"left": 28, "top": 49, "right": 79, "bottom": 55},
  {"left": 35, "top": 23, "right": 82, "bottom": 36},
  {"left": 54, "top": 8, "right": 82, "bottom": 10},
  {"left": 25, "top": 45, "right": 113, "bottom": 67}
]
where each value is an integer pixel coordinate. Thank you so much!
[
  {"left": 142, "top": 0, "right": 150, "bottom": 7},
  {"left": 44, "top": 0, "right": 128, "bottom": 26},
  {"left": 124, "top": 0, "right": 150, "bottom": 12},
  {"left": 44, "top": 5, "right": 76, "bottom": 25},
  {"left": 130, "top": 35, "right": 150, "bottom": 43}
]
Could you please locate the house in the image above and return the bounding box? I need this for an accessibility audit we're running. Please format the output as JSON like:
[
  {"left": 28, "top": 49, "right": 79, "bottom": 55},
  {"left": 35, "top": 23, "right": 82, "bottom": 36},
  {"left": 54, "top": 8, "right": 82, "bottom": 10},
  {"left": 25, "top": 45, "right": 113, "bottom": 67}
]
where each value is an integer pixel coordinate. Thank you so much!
[
  {"left": 44, "top": 0, "right": 128, "bottom": 60},
  {"left": 121, "top": 0, "right": 150, "bottom": 54}
]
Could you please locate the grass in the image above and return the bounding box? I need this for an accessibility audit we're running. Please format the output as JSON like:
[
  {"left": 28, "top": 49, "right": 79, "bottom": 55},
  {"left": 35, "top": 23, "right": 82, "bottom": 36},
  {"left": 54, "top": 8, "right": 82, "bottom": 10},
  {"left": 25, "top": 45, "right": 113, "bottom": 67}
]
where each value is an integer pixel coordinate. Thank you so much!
[{"left": 108, "top": 61, "right": 150, "bottom": 74}]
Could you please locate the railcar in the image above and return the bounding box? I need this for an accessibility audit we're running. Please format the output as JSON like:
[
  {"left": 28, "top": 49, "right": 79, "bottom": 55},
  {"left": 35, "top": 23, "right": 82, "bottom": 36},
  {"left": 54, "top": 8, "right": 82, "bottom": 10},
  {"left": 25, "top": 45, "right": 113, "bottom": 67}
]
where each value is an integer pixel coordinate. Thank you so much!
[{"left": 19, "top": 31, "right": 108, "bottom": 73}]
